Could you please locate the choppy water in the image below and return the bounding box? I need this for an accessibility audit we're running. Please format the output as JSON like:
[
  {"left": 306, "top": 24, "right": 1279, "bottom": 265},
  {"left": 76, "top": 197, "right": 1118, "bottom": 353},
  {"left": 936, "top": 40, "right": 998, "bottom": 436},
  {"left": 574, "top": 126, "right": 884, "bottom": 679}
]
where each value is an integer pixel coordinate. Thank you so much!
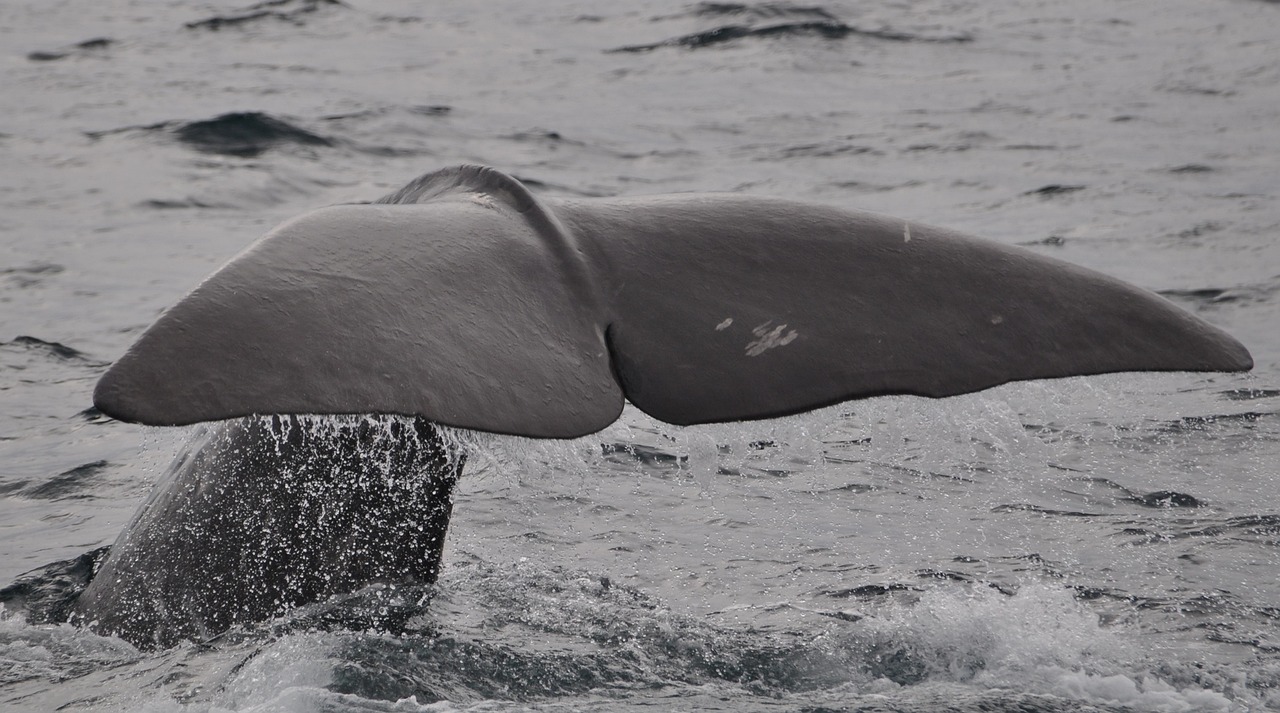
[{"left": 2, "top": 0, "right": 1279, "bottom": 710}]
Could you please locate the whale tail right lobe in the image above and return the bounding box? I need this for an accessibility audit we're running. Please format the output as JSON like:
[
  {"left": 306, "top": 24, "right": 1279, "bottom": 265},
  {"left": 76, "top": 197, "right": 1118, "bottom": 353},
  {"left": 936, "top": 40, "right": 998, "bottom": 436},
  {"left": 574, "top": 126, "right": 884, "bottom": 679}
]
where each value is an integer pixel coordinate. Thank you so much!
[{"left": 555, "top": 193, "right": 1253, "bottom": 426}]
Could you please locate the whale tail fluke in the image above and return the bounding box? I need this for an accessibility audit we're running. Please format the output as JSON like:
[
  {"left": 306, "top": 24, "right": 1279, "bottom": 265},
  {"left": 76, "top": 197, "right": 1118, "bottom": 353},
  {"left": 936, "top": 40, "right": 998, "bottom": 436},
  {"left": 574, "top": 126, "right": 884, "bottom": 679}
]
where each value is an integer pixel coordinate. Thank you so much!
[{"left": 93, "top": 165, "right": 1252, "bottom": 436}]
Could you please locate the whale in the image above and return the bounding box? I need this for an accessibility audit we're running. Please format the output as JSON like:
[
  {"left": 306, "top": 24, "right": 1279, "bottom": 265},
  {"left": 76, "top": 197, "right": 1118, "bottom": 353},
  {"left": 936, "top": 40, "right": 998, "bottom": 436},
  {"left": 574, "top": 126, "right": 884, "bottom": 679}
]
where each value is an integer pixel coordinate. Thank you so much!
[{"left": 71, "top": 164, "right": 1251, "bottom": 647}]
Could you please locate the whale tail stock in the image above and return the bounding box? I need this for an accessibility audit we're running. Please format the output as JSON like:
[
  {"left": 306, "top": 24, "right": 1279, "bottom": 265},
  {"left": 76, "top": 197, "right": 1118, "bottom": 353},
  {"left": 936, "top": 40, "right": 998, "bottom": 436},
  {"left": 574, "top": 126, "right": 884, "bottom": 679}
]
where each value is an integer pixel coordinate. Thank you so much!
[{"left": 93, "top": 165, "right": 1252, "bottom": 435}]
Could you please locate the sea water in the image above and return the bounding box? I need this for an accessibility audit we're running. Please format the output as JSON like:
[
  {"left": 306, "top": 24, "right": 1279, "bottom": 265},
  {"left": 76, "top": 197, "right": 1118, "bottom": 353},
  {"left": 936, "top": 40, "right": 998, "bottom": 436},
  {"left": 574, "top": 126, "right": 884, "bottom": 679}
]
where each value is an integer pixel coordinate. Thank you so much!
[{"left": 2, "top": 0, "right": 1278, "bottom": 709}]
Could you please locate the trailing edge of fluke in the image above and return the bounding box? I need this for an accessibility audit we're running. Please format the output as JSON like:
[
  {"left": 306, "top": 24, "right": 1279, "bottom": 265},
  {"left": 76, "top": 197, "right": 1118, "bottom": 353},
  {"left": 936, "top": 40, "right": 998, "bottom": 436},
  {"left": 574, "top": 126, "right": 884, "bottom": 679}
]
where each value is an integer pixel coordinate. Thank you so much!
[{"left": 93, "top": 165, "right": 1253, "bottom": 437}]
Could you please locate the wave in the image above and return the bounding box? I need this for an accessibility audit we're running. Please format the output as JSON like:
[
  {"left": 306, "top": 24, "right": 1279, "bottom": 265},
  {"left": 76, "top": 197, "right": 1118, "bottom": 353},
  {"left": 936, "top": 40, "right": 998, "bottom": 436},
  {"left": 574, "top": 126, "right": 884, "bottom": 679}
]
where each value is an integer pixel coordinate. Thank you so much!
[
  {"left": 0, "top": 336, "right": 97, "bottom": 363},
  {"left": 610, "top": 21, "right": 973, "bottom": 52},
  {"left": 184, "top": 0, "right": 344, "bottom": 32},
  {"left": 2, "top": 561, "right": 1266, "bottom": 710},
  {"left": 172, "top": 112, "right": 333, "bottom": 157},
  {"left": 26, "top": 37, "right": 114, "bottom": 62}
]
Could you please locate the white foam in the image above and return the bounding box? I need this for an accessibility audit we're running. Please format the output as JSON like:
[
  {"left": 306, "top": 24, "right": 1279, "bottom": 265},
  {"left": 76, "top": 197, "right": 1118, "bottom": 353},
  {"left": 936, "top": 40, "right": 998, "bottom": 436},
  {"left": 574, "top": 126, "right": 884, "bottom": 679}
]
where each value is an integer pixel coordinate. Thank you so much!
[
  {"left": 843, "top": 583, "right": 1235, "bottom": 710},
  {"left": 0, "top": 608, "right": 139, "bottom": 686},
  {"left": 121, "top": 632, "right": 347, "bottom": 713},
  {"left": 1053, "top": 670, "right": 1230, "bottom": 712}
]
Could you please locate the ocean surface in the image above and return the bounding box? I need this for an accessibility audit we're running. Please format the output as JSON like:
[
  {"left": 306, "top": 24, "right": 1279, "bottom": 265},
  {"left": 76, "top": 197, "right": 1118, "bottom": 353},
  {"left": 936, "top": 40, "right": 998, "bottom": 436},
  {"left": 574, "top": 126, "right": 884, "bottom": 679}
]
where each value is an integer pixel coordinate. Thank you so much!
[{"left": 2, "top": 0, "right": 1279, "bottom": 710}]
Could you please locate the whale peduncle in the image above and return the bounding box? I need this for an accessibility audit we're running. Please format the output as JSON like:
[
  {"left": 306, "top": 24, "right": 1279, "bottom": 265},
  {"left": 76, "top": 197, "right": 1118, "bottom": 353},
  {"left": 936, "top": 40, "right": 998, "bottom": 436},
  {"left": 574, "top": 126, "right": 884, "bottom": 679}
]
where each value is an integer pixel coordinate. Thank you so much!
[{"left": 72, "top": 415, "right": 465, "bottom": 648}]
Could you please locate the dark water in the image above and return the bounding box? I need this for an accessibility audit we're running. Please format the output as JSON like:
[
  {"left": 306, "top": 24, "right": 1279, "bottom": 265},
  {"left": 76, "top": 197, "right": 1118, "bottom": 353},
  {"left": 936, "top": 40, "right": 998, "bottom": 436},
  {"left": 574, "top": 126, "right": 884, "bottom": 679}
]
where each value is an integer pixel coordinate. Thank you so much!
[{"left": 2, "top": 0, "right": 1279, "bottom": 710}]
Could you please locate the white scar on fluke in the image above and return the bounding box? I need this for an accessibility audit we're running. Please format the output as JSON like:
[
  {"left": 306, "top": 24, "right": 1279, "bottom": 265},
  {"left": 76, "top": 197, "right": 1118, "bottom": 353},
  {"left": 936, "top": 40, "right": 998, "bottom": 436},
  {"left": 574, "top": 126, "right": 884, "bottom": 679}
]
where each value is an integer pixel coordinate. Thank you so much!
[
  {"left": 746, "top": 322, "right": 799, "bottom": 357},
  {"left": 75, "top": 164, "right": 1251, "bottom": 648}
]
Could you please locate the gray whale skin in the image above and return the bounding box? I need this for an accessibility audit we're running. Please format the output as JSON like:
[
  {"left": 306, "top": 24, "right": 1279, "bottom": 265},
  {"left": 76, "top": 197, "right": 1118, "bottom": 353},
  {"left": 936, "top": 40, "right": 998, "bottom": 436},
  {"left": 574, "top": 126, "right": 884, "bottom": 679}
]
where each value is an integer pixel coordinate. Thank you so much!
[{"left": 76, "top": 165, "right": 1252, "bottom": 647}]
